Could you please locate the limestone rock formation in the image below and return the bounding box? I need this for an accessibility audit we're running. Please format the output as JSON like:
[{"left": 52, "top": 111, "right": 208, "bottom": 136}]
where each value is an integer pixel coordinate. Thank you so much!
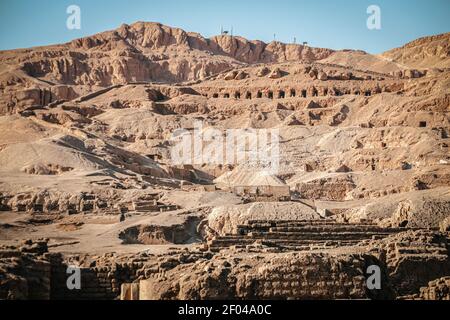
[
  {"left": 0, "top": 22, "right": 449, "bottom": 301},
  {"left": 257, "top": 67, "right": 270, "bottom": 77},
  {"left": 268, "top": 68, "right": 283, "bottom": 79},
  {"left": 0, "top": 22, "right": 336, "bottom": 115},
  {"left": 382, "top": 32, "right": 450, "bottom": 69},
  {"left": 318, "top": 71, "right": 328, "bottom": 81}
]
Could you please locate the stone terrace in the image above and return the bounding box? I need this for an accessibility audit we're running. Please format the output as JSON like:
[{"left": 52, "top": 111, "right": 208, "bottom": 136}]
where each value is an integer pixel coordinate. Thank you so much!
[{"left": 206, "top": 220, "right": 413, "bottom": 252}]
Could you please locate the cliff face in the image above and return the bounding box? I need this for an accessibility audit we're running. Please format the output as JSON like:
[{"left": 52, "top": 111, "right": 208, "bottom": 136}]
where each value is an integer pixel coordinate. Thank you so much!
[
  {"left": 69, "top": 22, "right": 333, "bottom": 65},
  {"left": 0, "top": 22, "right": 337, "bottom": 115},
  {"left": 0, "top": 22, "right": 448, "bottom": 116},
  {"left": 381, "top": 32, "right": 450, "bottom": 69},
  {"left": 0, "top": 22, "right": 334, "bottom": 87}
]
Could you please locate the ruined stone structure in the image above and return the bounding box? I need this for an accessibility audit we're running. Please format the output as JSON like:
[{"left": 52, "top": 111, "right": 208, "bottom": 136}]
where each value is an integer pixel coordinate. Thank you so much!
[
  {"left": 232, "top": 185, "right": 291, "bottom": 202},
  {"left": 0, "top": 22, "right": 449, "bottom": 300},
  {"left": 204, "top": 220, "right": 410, "bottom": 252},
  {"left": 407, "top": 277, "right": 450, "bottom": 300}
]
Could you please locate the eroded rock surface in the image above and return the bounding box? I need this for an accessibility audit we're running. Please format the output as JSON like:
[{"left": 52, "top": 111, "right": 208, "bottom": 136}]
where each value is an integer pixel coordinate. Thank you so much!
[{"left": 0, "top": 23, "right": 449, "bottom": 300}]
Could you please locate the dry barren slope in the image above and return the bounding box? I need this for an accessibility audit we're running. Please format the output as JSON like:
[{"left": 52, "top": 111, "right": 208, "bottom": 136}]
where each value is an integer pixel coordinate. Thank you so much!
[{"left": 381, "top": 32, "right": 450, "bottom": 69}]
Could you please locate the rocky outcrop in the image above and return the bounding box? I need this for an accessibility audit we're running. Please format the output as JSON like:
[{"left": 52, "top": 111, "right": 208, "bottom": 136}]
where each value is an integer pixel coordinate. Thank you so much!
[
  {"left": 207, "top": 202, "right": 318, "bottom": 236},
  {"left": 390, "top": 199, "right": 450, "bottom": 229},
  {"left": 0, "top": 22, "right": 335, "bottom": 115},
  {"left": 119, "top": 216, "right": 200, "bottom": 245},
  {"left": 268, "top": 68, "right": 283, "bottom": 79},
  {"left": 382, "top": 32, "right": 450, "bottom": 69}
]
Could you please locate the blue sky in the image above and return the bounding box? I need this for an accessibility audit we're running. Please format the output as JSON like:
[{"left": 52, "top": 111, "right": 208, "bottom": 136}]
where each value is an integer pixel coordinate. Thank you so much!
[{"left": 0, "top": 0, "right": 449, "bottom": 53}]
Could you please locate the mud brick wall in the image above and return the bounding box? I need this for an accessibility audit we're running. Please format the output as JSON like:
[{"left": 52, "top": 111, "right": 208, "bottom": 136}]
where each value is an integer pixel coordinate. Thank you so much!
[
  {"left": 237, "top": 253, "right": 393, "bottom": 300},
  {"left": 374, "top": 230, "right": 450, "bottom": 295},
  {"left": 295, "top": 177, "right": 356, "bottom": 201},
  {"left": 418, "top": 277, "right": 450, "bottom": 300},
  {"left": 400, "top": 276, "right": 450, "bottom": 300},
  {"left": 49, "top": 254, "right": 143, "bottom": 300},
  {"left": 47, "top": 251, "right": 202, "bottom": 300},
  {"left": 0, "top": 243, "right": 51, "bottom": 300},
  {"left": 139, "top": 252, "right": 394, "bottom": 300}
]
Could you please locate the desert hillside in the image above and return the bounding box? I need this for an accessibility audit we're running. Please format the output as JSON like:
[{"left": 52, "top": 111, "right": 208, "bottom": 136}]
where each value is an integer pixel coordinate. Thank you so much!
[
  {"left": 0, "top": 22, "right": 449, "bottom": 301},
  {"left": 0, "top": 22, "right": 422, "bottom": 116},
  {"left": 381, "top": 32, "right": 450, "bottom": 69}
]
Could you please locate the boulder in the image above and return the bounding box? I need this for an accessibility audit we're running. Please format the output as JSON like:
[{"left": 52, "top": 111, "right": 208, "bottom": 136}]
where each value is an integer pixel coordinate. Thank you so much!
[
  {"left": 308, "top": 68, "right": 318, "bottom": 79},
  {"left": 317, "top": 71, "right": 328, "bottom": 81},
  {"left": 404, "top": 69, "right": 424, "bottom": 79},
  {"left": 224, "top": 71, "right": 238, "bottom": 80},
  {"left": 256, "top": 67, "right": 270, "bottom": 77},
  {"left": 268, "top": 68, "right": 283, "bottom": 79},
  {"left": 340, "top": 72, "right": 353, "bottom": 80},
  {"left": 234, "top": 70, "right": 248, "bottom": 80}
]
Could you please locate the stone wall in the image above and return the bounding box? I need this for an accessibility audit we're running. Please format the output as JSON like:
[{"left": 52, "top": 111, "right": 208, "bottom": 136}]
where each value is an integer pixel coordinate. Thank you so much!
[
  {"left": 138, "top": 251, "right": 394, "bottom": 300},
  {"left": 0, "top": 240, "right": 51, "bottom": 299},
  {"left": 2, "top": 231, "right": 449, "bottom": 300},
  {"left": 369, "top": 230, "right": 450, "bottom": 295},
  {"left": 416, "top": 277, "right": 450, "bottom": 300}
]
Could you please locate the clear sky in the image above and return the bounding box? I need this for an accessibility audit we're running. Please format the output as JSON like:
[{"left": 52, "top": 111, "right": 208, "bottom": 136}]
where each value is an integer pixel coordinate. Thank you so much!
[{"left": 0, "top": 0, "right": 449, "bottom": 53}]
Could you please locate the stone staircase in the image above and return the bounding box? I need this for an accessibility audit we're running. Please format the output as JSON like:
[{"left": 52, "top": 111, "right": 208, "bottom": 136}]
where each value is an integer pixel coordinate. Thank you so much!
[{"left": 207, "top": 220, "right": 411, "bottom": 252}]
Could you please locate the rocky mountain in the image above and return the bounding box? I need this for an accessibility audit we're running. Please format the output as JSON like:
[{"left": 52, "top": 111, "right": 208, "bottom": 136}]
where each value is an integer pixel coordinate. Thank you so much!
[
  {"left": 0, "top": 22, "right": 338, "bottom": 115},
  {"left": 0, "top": 22, "right": 449, "bottom": 301},
  {"left": 381, "top": 32, "right": 450, "bottom": 69},
  {"left": 0, "top": 22, "right": 333, "bottom": 86},
  {"left": 1, "top": 22, "right": 448, "bottom": 116}
]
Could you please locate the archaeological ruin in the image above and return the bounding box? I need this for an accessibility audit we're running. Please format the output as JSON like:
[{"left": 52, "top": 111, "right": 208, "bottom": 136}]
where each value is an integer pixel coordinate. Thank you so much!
[{"left": 0, "top": 18, "right": 449, "bottom": 303}]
